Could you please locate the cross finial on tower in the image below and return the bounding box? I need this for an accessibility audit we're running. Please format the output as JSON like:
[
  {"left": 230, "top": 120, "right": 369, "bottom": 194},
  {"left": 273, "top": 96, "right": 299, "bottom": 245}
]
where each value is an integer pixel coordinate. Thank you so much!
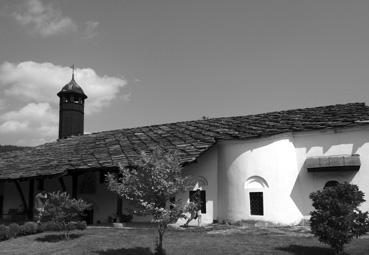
[{"left": 71, "top": 64, "right": 75, "bottom": 79}]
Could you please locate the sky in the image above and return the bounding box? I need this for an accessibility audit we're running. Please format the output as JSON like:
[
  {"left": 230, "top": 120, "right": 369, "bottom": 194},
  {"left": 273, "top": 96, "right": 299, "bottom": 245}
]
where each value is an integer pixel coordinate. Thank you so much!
[{"left": 0, "top": 0, "right": 368, "bottom": 146}]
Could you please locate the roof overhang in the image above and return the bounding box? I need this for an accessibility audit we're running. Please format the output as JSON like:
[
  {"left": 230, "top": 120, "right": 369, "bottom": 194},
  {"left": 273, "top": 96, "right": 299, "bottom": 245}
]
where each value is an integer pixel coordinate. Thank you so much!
[{"left": 306, "top": 154, "right": 361, "bottom": 172}]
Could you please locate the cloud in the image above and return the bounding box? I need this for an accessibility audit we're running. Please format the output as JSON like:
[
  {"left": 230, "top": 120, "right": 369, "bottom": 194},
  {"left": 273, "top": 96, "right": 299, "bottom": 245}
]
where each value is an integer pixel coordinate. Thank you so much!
[
  {"left": 0, "top": 102, "right": 58, "bottom": 146},
  {"left": 0, "top": 61, "right": 127, "bottom": 114},
  {"left": 0, "top": 61, "right": 127, "bottom": 145},
  {"left": 84, "top": 21, "right": 99, "bottom": 38},
  {"left": 12, "top": 0, "right": 78, "bottom": 37},
  {"left": 0, "top": 99, "right": 5, "bottom": 110}
]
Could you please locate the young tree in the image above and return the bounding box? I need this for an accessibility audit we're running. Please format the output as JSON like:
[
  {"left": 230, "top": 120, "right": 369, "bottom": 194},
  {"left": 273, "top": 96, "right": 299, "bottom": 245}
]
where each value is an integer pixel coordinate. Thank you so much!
[
  {"left": 182, "top": 190, "right": 203, "bottom": 227},
  {"left": 107, "top": 148, "right": 189, "bottom": 255},
  {"left": 310, "top": 182, "right": 369, "bottom": 254},
  {"left": 39, "top": 191, "right": 90, "bottom": 240}
]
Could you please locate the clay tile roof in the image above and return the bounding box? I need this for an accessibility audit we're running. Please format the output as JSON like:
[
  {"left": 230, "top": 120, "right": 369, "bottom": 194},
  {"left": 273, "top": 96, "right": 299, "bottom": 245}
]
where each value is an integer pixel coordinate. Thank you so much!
[{"left": 1, "top": 102, "right": 369, "bottom": 180}]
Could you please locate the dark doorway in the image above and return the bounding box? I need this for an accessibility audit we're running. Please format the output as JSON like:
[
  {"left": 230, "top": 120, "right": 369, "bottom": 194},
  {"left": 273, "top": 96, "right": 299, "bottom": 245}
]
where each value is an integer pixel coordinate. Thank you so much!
[
  {"left": 83, "top": 209, "right": 94, "bottom": 224},
  {"left": 250, "top": 192, "right": 263, "bottom": 215},
  {"left": 189, "top": 189, "right": 206, "bottom": 213}
]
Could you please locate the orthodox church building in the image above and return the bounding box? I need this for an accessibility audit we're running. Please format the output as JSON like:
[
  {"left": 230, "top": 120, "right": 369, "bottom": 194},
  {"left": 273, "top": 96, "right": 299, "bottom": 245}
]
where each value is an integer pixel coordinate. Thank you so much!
[{"left": 1, "top": 74, "right": 369, "bottom": 225}]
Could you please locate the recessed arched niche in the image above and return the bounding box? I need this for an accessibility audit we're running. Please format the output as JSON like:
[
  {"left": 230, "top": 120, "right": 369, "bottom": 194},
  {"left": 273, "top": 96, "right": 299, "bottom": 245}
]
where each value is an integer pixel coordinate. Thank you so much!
[
  {"left": 324, "top": 180, "right": 339, "bottom": 189},
  {"left": 244, "top": 176, "right": 269, "bottom": 189}
]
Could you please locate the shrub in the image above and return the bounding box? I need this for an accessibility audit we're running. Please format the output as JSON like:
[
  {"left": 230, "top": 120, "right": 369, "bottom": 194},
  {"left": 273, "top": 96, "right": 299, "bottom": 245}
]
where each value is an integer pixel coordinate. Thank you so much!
[
  {"left": 0, "top": 225, "right": 10, "bottom": 241},
  {"left": 75, "top": 221, "right": 87, "bottom": 230},
  {"left": 310, "top": 182, "right": 369, "bottom": 254},
  {"left": 21, "top": 222, "right": 39, "bottom": 235},
  {"left": 40, "top": 191, "right": 90, "bottom": 239},
  {"left": 19, "top": 225, "right": 26, "bottom": 236},
  {"left": 39, "top": 221, "right": 63, "bottom": 232},
  {"left": 8, "top": 223, "right": 20, "bottom": 238},
  {"left": 121, "top": 214, "right": 133, "bottom": 223}
]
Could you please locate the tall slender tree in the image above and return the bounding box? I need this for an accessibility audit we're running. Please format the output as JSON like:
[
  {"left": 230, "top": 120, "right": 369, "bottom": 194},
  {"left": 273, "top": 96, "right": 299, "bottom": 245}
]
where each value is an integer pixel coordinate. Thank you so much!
[{"left": 107, "top": 148, "right": 189, "bottom": 255}]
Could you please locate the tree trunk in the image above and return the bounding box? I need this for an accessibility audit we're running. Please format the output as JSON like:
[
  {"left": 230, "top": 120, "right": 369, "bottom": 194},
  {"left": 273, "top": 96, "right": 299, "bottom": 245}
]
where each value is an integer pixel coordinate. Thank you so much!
[
  {"left": 183, "top": 211, "right": 196, "bottom": 227},
  {"left": 156, "top": 223, "right": 166, "bottom": 255}
]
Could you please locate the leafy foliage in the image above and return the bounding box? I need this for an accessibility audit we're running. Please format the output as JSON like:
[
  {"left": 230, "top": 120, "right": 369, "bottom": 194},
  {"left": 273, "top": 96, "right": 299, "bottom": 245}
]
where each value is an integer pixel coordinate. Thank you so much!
[
  {"left": 107, "top": 148, "right": 189, "bottom": 255},
  {"left": 310, "top": 182, "right": 369, "bottom": 254},
  {"left": 39, "top": 191, "right": 90, "bottom": 240},
  {"left": 20, "top": 222, "right": 39, "bottom": 235},
  {"left": 8, "top": 223, "right": 20, "bottom": 238},
  {"left": 0, "top": 225, "right": 9, "bottom": 241},
  {"left": 182, "top": 191, "right": 203, "bottom": 227}
]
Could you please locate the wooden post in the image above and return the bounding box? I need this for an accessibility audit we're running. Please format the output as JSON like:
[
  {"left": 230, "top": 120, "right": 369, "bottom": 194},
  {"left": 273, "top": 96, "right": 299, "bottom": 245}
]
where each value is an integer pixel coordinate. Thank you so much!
[
  {"left": 116, "top": 195, "right": 123, "bottom": 222},
  {"left": 59, "top": 177, "right": 67, "bottom": 192},
  {"left": 14, "top": 180, "right": 28, "bottom": 214},
  {"left": 28, "top": 179, "right": 34, "bottom": 220},
  {"left": 72, "top": 174, "right": 78, "bottom": 198}
]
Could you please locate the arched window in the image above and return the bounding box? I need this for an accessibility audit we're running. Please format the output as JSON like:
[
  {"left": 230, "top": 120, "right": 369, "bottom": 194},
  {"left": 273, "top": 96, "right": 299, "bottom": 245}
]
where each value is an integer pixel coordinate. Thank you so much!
[
  {"left": 244, "top": 176, "right": 269, "bottom": 216},
  {"left": 324, "top": 180, "right": 339, "bottom": 189},
  {"left": 244, "top": 176, "right": 269, "bottom": 189}
]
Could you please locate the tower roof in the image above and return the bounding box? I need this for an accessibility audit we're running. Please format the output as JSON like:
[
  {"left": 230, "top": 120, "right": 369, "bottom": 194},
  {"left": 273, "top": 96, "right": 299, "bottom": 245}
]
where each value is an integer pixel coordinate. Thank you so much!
[{"left": 57, "top": 75, "right": 87, "bottom": 99}]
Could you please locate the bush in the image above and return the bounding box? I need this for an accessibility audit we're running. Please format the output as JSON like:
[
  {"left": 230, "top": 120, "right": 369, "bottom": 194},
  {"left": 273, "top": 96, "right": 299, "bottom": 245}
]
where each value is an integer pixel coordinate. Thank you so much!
[
  {"left": 21, "top": 222, "right": 39, "bottom": 235},
  {"left": 39, "top": 221, "right": 63, "bottom": 232},
  {"left": 8, "top": 223, "right": 20, "bottom": 238},
  {"left": 310, "top": 182, "right": 369, "bottom": 254},
  {"left": 38, "top": 221, "right": 87, "bottom": 232},
  {"left": 121, "top": 214, "right": 133, "bottom": 223},
  {"left": 0, "top": 225, "right": 10, "bottom": 241},
  {"left": 40, "top": 191, "right": 90, "bottom": 240},
  {"left": 75, "top": 221, "right": 87, "bottom": 230}
]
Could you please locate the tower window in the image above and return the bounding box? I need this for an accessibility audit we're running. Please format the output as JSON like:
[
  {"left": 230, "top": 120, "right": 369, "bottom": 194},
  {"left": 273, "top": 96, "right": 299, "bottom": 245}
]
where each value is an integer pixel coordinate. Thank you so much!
[{"left": 250, "top": 192, "right": 263, "bottom": 215}]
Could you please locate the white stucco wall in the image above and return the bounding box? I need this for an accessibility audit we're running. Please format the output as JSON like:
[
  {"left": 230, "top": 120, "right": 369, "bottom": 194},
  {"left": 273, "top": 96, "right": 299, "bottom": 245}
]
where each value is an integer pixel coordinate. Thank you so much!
[
  {"left": 293, "top": 125, "right": 369, "bottom": 217},
  {"left": 216, "top": 124, "right": 369, "bottom": 225},
  {"left": 217, "top": 134, "right": 301, "bottom": 224},
  {"left": 176, "top": 146, "right": 218, "bottom": 226}
]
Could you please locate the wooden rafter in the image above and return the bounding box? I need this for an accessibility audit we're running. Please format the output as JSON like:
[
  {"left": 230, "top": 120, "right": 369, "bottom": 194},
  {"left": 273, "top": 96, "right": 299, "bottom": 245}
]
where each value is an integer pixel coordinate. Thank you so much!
[
  {"left": 27, "top": 179, "right": 34, "bottom": 220},
  {"left": 59, "top": 177, "right": 67, "bottom": 192},
  {"left": 14, "top": 180, "right": 28, "bottom": 213},
  {"left": 72, "top": 174, "right": 78, "bottom": 198}
]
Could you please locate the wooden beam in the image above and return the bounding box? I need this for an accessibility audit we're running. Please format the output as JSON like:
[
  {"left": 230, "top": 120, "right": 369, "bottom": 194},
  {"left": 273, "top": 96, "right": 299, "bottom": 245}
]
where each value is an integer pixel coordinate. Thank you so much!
[
  {"left": 14, "top": 180, "right": 28, "bottom": 213},
  {"left": 28, "top": 179, "right": 34, "bottom": 220},
  {"left": 116, "top": 195, "right": 123, "bottom": 222},
  {"left": 72, "top": 174, "right": 78, "bottom": 198},
  {"left": 59, "top": 177, "right": 67, "bottom": 192}
]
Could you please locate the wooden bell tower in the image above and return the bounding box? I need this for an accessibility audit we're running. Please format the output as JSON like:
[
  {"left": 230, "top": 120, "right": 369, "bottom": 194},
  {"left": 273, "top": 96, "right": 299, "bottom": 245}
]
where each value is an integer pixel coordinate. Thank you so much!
[{"left": 57, "top": 66, "right": 87, "bottom": 139}]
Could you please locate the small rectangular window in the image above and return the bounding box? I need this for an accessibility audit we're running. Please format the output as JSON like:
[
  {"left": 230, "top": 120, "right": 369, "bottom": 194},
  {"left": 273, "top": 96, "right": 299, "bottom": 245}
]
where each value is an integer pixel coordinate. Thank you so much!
[{"left": 250, "top": 192, "right": 263, "bottom": 216}]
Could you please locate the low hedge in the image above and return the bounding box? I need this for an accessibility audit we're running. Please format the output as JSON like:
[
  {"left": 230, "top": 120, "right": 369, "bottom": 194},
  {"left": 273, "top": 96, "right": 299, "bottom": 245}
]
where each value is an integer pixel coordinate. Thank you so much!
[
  {"left": 0, "top": 225, "right": 10, "bottom": 241},
  {"left": 8, "top": 223, "right": 21, "bottom": 238},
  {"left": 0, "top": 221, "right": 87, "bottom": 242}
]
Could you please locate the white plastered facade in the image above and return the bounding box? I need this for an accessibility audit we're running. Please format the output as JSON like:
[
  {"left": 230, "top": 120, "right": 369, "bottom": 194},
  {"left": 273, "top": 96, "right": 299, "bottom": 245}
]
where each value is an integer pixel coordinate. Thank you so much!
[{"left": 177, "top": 124, "right": 369, "bottom": 225}]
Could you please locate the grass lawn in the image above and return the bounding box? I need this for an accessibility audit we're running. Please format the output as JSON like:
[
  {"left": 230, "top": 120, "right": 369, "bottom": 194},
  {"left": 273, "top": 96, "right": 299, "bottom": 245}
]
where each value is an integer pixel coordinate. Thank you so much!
[{"left": 1, "top": 225, "right": 369, "bottom": 255}]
